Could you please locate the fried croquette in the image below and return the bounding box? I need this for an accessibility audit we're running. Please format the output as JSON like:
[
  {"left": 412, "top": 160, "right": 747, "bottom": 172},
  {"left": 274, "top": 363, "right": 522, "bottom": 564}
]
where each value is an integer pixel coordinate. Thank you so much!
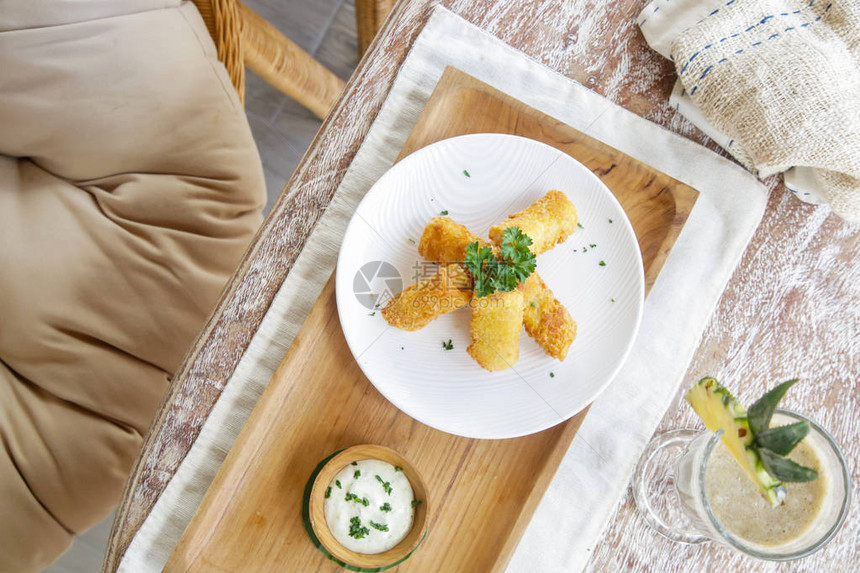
[
  {"left": 418, "top": 216, "right": 488, "bottom": 264},
  {"left": 520, "top": 273, "right": 576, "bottom": 360},
  {"left": 467, "top": 289, "right": 524, "bottom": 372},
  {"left": 488, "top": 190, "right": 578, "bottom": 254},
  {"left": 381, "top": 264, "right": 472, "bottom": 331}
]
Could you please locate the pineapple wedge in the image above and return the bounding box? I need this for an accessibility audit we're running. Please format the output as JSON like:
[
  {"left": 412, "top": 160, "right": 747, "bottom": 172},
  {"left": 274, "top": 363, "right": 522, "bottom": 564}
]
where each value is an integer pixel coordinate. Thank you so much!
[{"left": 686, "top": 377, "right": 786, "bottom": 506}]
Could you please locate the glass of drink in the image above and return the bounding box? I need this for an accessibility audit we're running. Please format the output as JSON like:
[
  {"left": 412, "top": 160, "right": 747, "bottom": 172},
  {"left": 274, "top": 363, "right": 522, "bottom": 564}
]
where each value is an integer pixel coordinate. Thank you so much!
[{"left": 633, "top": 409, "right": 850, "bottom": 560}]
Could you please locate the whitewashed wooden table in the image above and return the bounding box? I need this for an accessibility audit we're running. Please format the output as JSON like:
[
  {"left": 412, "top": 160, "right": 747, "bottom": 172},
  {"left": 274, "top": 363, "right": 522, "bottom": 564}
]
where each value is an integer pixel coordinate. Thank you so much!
[{"left": 106, "top": 0, "right": 859, "bottom": 570}]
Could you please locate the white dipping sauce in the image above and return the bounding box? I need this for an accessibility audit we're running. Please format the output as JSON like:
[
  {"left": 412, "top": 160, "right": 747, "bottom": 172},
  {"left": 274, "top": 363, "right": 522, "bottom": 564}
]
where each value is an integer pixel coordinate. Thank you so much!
[{"left": 324, "top": 459, "right": 416, "bottom": 554}]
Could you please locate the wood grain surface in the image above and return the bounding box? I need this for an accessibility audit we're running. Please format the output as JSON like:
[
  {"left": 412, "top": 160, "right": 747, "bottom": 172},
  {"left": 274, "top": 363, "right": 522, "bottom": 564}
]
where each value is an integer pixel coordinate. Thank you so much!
[
  {"left": 107, "top": 1, "right": 860, "bottom": 571},
  {"left": 162, "top": 66, "right": 695, "bottom": 572}
]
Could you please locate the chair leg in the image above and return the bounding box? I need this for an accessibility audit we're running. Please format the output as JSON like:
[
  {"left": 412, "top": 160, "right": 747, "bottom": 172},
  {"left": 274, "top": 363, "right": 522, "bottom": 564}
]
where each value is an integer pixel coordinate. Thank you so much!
[
  {"left": 237, "top": 1, "right": 345, "bottom": 120},
  {"left": 355, "top": 0, "right": 396, "bottom": 56}
]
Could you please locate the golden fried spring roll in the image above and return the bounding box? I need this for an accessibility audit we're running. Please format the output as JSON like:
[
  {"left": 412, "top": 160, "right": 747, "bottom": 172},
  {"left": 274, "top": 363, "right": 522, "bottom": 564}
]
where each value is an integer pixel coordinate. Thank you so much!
[
  {"left": 381, "top": 264, "right": 471, "bottom": 331},
  {"left": 520, "top": 273, "right": 576, "bottom": 360},
  {"left": 418, "top": 216, "right": 488, "bottom": 264},
  {"left": 467, "top": 289, "right": 524, "bottom": 372},
  {"left": 488, "top": 190, "right": 578, "bottom": 254}
]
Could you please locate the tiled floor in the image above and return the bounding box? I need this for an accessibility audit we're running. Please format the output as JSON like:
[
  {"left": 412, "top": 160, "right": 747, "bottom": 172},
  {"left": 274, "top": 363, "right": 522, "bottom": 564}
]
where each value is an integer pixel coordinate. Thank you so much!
[
  {"left": 245, "top": 0, "right": 360, "bottom": 212},
  {"left": 44, "top": 1, "right": 358, "bottom": 571}
]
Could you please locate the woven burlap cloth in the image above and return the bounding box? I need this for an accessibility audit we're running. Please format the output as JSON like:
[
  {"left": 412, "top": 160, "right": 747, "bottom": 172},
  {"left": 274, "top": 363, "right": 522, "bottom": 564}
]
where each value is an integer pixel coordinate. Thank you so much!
[{"left": 640, "top": 0, "right": 860, "bottom": 221}]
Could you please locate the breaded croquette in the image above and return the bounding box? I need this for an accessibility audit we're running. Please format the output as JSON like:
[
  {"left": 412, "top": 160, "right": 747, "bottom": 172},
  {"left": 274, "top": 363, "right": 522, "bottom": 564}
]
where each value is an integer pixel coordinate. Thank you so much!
[
  {"left": 418, "top": 216, "right": 488, "bottom": 264},
  {"left": 520, "top": 273, "right": 576, "bottom": 360},
  {"left": 381, "top": 264, "right": 472, "bottom": 331},
  {"left": 467, "top": 289, "right": 524, "bottom": 372},
  {"left": 488, "top": 190, "right": 578, "bottom": 254}
]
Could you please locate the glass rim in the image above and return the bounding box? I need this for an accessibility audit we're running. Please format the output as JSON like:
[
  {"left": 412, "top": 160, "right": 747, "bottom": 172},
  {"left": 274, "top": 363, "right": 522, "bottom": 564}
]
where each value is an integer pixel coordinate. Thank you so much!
[{"left": 698, "top": 408, "right": 851, "bottom": 561}]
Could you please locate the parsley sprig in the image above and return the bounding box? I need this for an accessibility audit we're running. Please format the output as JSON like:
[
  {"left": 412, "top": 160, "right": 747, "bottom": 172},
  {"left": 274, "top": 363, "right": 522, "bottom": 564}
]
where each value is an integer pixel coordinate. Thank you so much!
[{"left": 464, "top": 227, "right": 536, "bottom": 297}]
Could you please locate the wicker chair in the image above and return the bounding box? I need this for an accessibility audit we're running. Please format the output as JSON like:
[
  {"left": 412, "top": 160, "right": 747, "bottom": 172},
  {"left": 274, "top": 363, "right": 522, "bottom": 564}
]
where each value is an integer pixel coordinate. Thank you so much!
[{"left": 193, "top": 0, "right": 345, "bottom": 119}]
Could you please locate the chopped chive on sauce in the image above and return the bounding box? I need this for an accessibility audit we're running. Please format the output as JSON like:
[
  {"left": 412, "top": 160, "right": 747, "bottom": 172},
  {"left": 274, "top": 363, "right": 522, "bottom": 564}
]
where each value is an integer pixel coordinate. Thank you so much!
[
  {"left": 608, "top": 218, "right": 614, "bottom": 223},
  {"left": 376, "top": 475, "right": 393, "bottom": 495},
  {"left": 442, "top": 339, "right": 453, "bottom": 350},
  {"left": 352, "top": 461, "right": 358, "bottom": 466},
  {"left": 325, "top": 486, "right": 332, "bottom": 499},
  {"left": 380, "top": 502, "right": 392, "bottom": 512},
  {"left": 599, "top": 260, "right": 606, "bottom": 267},
  {"left": 401, "top": 346, "right": 404, "bottom": 350},
  {"left": 589, "top": 243, "right": 597, "bottom": 249},
  {"left": 411, "top": 499, "right": 423, "bottom": 508},
  {"left": 611, "top": 298, "right": 616, "bottom": 303},
  {"left": 550, "top": 372, "right": 555, "bottom": 378},
  {"left": 394, "top": 466, "right": 403, "bottom": 472},
  {"left": 463, "top": 169, "right": 471, "bottom": 178},
  {"left": 577, "top": 222, "right": 584, "bottom": 229},
  {"left": 336, "top": 480, "right": 342, "bottom": 489},
  {"left": 344, "top": 493, "right": 370, "bottom": 506},
  {"left": 370, "top": 520, "right": 389, "bottom": 532},
  {"left": 354, "top": 470, "right": 361, "bottom": 479},
  {"left": 348, "top": 516, "right": 370, "bottom": 539},
  {"left": 440, "top": 210, "right": 449, "bottom": 216},
  {"left": 582, "top": 247, "right": 588, "bottom": 253},
  {"left": 368, "top": 311, "right": 376, "bottom": 316}
]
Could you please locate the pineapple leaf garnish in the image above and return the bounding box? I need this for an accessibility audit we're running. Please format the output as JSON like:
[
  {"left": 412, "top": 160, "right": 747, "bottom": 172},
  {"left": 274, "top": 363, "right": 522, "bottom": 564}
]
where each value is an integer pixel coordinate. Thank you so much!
[
  {"left": 755, "top": 421, "right": 810, "bottom": 456},
  {"left": 759, "top": 447, "right": 819, "bottom": 482},
  {"left": 686, "top": 376, "right": 818, "bottom": 505},
  {"left": 747, "top": 378, "right": 799, "bottom": 435}
]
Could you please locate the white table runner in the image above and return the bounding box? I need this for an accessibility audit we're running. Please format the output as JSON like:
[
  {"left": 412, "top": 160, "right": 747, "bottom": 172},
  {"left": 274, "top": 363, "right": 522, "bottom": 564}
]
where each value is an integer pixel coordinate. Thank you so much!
[{"left": 119, "top": 7, "right": 768, "bottom": 571}]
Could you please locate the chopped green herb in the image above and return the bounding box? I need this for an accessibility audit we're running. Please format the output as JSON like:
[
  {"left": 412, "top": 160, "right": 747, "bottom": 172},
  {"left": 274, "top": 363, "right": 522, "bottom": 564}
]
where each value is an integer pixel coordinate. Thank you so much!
[
  {"left": 589, "top": 243, "right": 597, "bottom": 249},
  {"left": 352, "top": 461, "right": 358, "bottom": 466},
  {"left": 530, "top": 302, "right": 537, "bottom": 308},
  {"left": 582, "top": 247, "right": 588, "bottom": 253},
  {"left": 380, "top": 502, "right": 392, "bottom": 512},
  {"left": 577, "top": 222, "right": 584, "bottom": 229},
  {"left": 370, "top": 520, "right": 389, "bottom": 532},
  {"left": 440, "top": 210, "right": 449, "bottom": 216},
  {"left": 344, "top": 493, "right": 370, "bottom": 506},
  {"left": 608, "top": 218, "right": 614, "bottom": 223},
  {"left": 550, "top": 372, "right": 555, "bottom": 378},
  {"left": 411, "top": 499, "right": 423, "bottom": 509},
  {"left": 442, "top": 339, "right": 453, "bottom": 351},
  {"left": 599, "top": 260, "right": 606, "bottom": 267},
  {"left": 376, "top": 475, "right": 393, "bottom": 495},
  {"left": 401, "top": 346, "right": 404, "bottom": 350},
  {"left": 368, "top": 311, "right": 376, "bottom": 316},
  {"left": 336, "top": 480, "right": 342, "bottom": 489},
  {"left": 325, "top": 486, "right": 332, "bottom": 499},
  {"left": 464, "top": 227, "right": 536, "bottom": 297},
  {"left": 394, "top": 466, "right": 403, "bottom": 472},
  {"left": 348, "top": 516, "right": 370, "bottom": 539},
  {"left": 463, "top": 169, "right": 471, "bottom": 178},
  {"left": 611, "top": 298, "right": 615, "bottom": 303},
  {"left": 354, "top": 470, "right": 361, "bottom": 479}
]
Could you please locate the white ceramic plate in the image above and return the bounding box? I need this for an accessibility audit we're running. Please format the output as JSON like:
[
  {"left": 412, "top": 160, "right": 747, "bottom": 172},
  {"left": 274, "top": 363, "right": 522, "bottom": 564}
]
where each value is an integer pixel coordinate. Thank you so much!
[{"left": 335, "top": 134, "right": 644, "bottom": 439}]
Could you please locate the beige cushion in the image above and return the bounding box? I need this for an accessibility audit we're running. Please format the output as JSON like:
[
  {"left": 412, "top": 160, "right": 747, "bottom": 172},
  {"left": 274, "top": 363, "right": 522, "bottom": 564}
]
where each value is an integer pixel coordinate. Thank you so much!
[{"left": 0, "top": 2, "right": 265, "bottom": 570}]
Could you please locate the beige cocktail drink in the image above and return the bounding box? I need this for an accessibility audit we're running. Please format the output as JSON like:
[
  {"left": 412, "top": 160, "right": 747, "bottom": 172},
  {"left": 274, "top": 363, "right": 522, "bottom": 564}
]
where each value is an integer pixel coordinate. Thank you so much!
[
  {"left": 706, "top": 436, "right": 826, "bottom": 548},
  {"left": 635, "top": 378, "right": 850, "bottom": 561}
]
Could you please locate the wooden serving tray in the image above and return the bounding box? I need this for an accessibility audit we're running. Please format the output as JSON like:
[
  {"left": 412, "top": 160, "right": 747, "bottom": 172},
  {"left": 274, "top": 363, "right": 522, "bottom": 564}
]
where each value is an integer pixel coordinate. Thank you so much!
[{"left": 166, "top": 67, "right": 698, "bottom": 572}]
